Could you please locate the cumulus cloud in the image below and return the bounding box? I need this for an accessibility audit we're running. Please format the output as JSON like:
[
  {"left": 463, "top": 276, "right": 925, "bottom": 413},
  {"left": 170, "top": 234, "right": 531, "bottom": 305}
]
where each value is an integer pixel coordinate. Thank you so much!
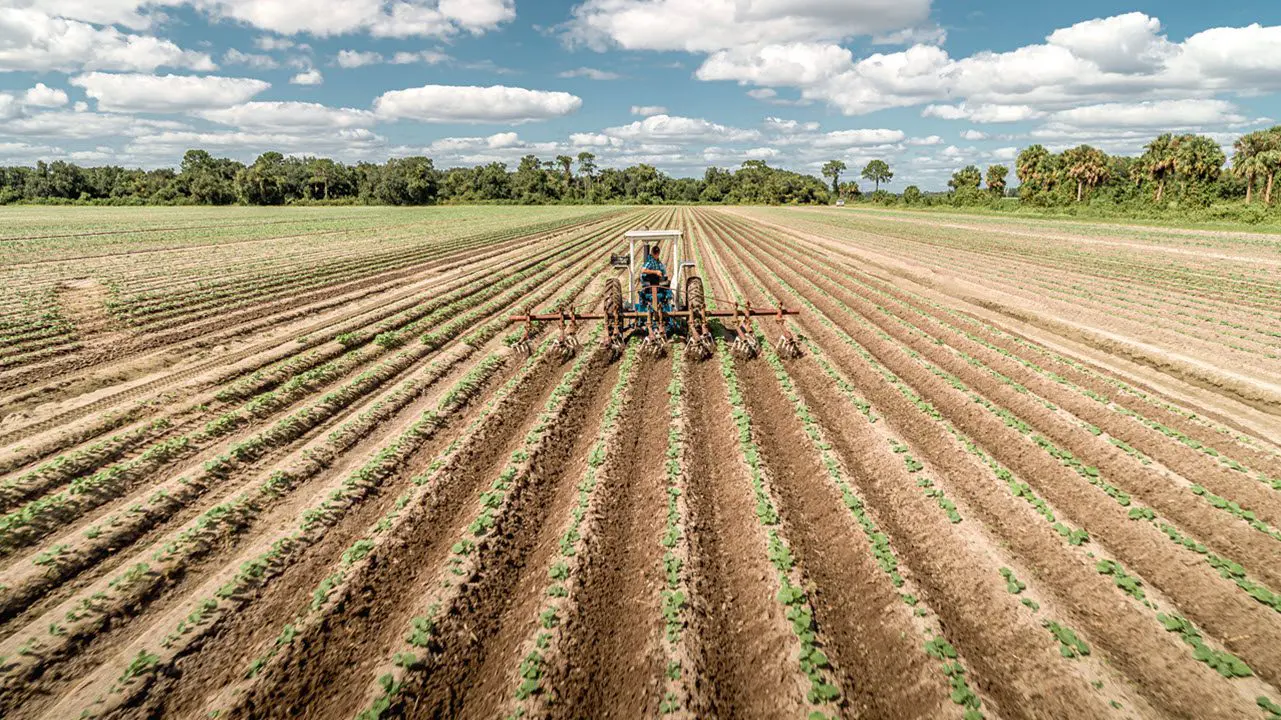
[
  {"left": 196, "top": 102, "right": 376, "bottom": 131},
  {"left": 173, "top": 0, "right": 514, "bottom": 38},
  {"left": 906, "top": 135, "right": 943, "bottom": 145},
  {"left": 563, "top": 0, "right": 931, "bottom": 53},
  {"left": 688, "top": 13, "right": 1281, "bottom": 127},
  {"left": 290, "top": 69, "right": 324, "bottom": 85},
  {"left": 71, "top": 72, "right": 271, "bottom": 113},
  {"left": 391, "top": 50, "right": 450, "bottom": 64},
  {"left": 373, "top": 84, "right": 583, "bottom": 123},
  {"left": 602, "top": 114, "right": 760, "bottom": 143},
  {"left": 1047, "top": 99, "right": 1246, "bottom": 129},
  {"left": 559, "top": 67, "right": 621, "bottom": 80},
  {"left": 1, "top": 110, "right": 188, "bottom": 139},
  {"left": 22, "top": 83, "right": 69, "bottom": 108},
  {"left": 959, "top": 129, "right": 988, "bottom": 140},
  {"left": 630, "top": 105, "right": 667, "bottom": 116},
  {"left": 0, "top": 8, "right": 215, "bottom": 72},
  {"left": 336, "top": 49, "right": 383, "bottom": 67}
]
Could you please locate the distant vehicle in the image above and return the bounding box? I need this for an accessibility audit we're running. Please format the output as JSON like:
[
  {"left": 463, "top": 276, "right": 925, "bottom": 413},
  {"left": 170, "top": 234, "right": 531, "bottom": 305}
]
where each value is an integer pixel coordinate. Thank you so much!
[{"left": 835, "top": 200, "right": 846, "bottom": 207}]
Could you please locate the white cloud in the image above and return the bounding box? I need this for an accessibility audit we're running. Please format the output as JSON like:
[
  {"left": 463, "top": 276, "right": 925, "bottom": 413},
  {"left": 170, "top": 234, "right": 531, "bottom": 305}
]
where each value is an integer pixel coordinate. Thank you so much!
[
  {"left": 569, "top": 132, "right": 624, "bottom": 148},
  {"left": 290, "top": 69, "right": 324, "bottom": 85},
  {"left": 22, "top": 83, "right": 69, "bottom": 108},
  {"left": 0, "top": 94, "right": 20, "bottom": 120},
  {"left": 1047, "top": 99, "right": 1245, "bottom": 129},
  {"left": 71, "top": 73, "right": 271, "bottom": 113},
  {"left": 559, "top": 67, "right": 621, "bottom": 80},
  {"left": 196, "top": 102, "right": 376, "bottom": 130},
  {"left": 0, "top": 8, "right": 215, "bottom": 72},
  {"left": 764, "top": 117, "right": 820, "bottom": 133},
  {"left": 630, "top": 105, "right": 667, "bottom": 116},
  {"left": 923, "top": 103, "right": 1046, "bottom": 123},
  {"left": 603, "top": 114, "right": 760, "bottom": 143},
  {"left": 254, "top": 35, "right": 295, "bottom": 51},
  {"left": 6, "top": 0, "right": 154, "bottom": 29},
  {"left": 373, "top": 84, "right": 583, "bottom": 123},
  {"left": 906, "top": 135, "right": 942, "bottom": 145},
  {"left": 1, "top": 110, "right": 188, "bottom": 139},
  {"left": 959, "top": 129, "right": 988, "bottom": 140},
  {"left": 391, "top": 50, "right": 450, "bottom": 64},
  {"left": 687, "top": 13, "right": 1281, "bottom": 126},
  {"left": 809, "top": 128, "right": 906, "bottom": 148},
  {"left": 563, "top": 0, "right": 931, "bottom": 53},
  {"left": 223, "top": 48, "right": 279, "bottom": 69},
  {"left": 991, "top": 147, "right": 1018, "bottom": 161},
  {"left": 73, "top": 101, "right": 88, "bottom": 112},
  {"left": 336, "top": 49, "right": 383, "bottom": 67},
  {"left": 125, "top": 127, "right": 387, "bottom": 161},
  {"left": 178, "top": 0, "right": 514, "bottom": 38},
  {"left": 1045, "top": 12, "right": 1173, "bottom": 74}
]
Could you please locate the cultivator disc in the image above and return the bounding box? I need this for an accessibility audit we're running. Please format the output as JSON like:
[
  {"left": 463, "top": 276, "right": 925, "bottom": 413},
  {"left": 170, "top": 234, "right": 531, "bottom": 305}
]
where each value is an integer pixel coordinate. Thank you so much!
[
  {"left": 551, "top": 310, "right": 581, "bottom": 361},
  {"left": 729, "top": 303, "right": 760, "bottom": 359}
]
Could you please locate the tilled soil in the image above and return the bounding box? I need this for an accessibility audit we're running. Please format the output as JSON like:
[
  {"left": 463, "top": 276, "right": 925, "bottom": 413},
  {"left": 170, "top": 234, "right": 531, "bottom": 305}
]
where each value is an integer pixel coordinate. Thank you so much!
[{"left": 3, "top": 206, "right": 1280, "bottom": 719}]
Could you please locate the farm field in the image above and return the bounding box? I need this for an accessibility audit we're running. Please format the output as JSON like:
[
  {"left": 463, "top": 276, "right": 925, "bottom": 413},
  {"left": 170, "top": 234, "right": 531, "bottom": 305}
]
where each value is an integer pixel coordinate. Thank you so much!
[{"left": 0, "top": 205, "right": 1280, "bottom": 719}]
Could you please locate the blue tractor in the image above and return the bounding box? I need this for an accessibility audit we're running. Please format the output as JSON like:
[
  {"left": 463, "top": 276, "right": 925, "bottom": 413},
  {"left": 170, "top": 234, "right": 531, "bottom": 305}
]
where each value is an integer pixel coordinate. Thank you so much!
[{"left": 509, "top": 228, "right": 800, "bottom": 360}]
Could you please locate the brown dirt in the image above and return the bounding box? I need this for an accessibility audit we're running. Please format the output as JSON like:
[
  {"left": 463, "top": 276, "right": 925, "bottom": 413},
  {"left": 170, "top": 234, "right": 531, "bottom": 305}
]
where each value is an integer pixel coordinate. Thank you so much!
[
  {"left": 680, "top": 358, "right": 808, "bottom": 717},
  {"left": 549, "top": 356, "right": 672, "bottom": 717}
]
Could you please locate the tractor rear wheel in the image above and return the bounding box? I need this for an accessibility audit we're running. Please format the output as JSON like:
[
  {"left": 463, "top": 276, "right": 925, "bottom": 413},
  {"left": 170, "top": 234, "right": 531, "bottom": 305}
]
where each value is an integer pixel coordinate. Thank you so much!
[
  {"left": 684, "top": 275, "right": 713, "bottom": 360},
  {"left": 603, "top": 277, "right": 624, "bottom": 354}
]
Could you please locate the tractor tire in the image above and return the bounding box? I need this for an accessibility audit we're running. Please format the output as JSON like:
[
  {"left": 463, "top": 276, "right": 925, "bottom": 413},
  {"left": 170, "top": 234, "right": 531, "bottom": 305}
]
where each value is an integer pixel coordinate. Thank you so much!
[
  {"left": 684, "top": 275, "right": 705, "bottom": 316},
  {"left": 603, "top": 277, "right": 623, "bottom": 318},
  {"left": 684, "top": 275, "right": 714, "bottom": 360},
  {"left": 603, "top": 277, "right": 624, "bottom": 355}
]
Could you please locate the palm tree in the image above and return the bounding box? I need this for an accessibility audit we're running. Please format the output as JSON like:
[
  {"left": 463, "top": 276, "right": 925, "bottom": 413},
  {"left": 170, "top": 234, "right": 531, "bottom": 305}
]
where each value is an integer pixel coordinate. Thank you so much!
[
  {"left": 948, "top": 165, "right": 982, "bottom": 191},
  {"left": 821, "top": 160, "right": 846, "bottom": 196},
  {"left": 1141, "top": 134, "right": 1177, "bottom": 203},
  {"left": 1173, "top": 134, "right": 1224, "bottom": 198},
  {"left": 986, "top": 165, "right": 1008, "bottom": 196},
  {"left": 1061, "top": 145, "right": 1111, "bottom": 202},
  {"left": 1015, "top": 145, "right": 1057, "bottom": 192},
  {"left": 1261, "top": 149, "right": 1281, "bottom": 205},
  {"left": 861, "top": 159, "right": 893, "bottom": 191},
  {"left": 1233, "top": 132, "right": 1267, "bottom": 203}
]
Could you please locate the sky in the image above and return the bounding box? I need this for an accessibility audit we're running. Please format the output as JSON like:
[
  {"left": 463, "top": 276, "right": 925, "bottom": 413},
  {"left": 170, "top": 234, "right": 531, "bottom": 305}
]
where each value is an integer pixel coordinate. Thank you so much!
[{"left": 2, "top": 1, "right": 1280, "bottom": 189}]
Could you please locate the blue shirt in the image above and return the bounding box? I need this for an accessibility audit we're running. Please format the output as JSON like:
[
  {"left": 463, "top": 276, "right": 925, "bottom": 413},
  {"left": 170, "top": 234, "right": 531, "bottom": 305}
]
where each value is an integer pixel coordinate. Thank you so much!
[{"left": 643, "top": 255, "right": 666, "bottom": 276}]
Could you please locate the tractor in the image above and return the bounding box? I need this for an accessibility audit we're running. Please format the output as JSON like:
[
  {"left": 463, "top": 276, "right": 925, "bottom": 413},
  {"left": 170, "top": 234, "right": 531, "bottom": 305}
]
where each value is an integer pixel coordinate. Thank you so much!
[{"left": 509, "top": 229, "right": 800, "bottom": 360}]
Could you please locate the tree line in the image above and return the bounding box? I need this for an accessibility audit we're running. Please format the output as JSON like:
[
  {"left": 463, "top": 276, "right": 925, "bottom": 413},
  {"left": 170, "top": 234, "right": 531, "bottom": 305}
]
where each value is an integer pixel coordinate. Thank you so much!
[
  {"left": 5, "top": 127, "right": 1280, "bottom": 220},
  {"left": 0, "top": 150, "right": 830, "bottom": 206}
]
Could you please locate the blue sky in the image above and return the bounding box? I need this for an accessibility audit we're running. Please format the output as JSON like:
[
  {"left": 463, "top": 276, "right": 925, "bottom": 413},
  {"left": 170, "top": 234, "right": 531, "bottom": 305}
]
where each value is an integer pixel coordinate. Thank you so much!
[{"left": 2, "top": 1, "right": 1280, "bottom": 189}]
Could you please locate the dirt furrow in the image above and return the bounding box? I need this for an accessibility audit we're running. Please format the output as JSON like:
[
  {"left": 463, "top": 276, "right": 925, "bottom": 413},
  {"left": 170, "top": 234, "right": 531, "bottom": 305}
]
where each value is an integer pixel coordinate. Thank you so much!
[{"left": 549, "top": 356, "right": 673, "bottom": 717}]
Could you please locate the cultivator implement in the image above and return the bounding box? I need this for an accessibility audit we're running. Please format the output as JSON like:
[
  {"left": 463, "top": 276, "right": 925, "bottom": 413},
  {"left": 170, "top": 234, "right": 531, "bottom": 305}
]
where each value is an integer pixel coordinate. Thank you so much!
[{"left": 508, "top": 229, "right": 801, "bottom": 361}]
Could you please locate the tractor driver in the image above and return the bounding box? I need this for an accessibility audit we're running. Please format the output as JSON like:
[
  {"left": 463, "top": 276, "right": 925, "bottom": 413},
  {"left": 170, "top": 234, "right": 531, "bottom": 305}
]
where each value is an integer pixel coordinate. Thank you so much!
[{"left": 640, "top": 244, "right": 668, "bottom": 287}]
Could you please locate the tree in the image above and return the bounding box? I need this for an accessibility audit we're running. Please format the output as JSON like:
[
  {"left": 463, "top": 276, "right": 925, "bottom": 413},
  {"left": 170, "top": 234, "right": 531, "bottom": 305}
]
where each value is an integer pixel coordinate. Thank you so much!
[
  {"left": 985, "top": 165, "right": 1008, "bottom": 197},
  {"left": 1233, "top": 131, "right": 1269, "bottom": 204},
  {"left": 1061, "top": 145, "right": 1111, "bottom": 202},
  {"left": 374, "top": 157, "right": 439, "bottom": 205},
  {"left": 1141, "top": 134, "right": 1178, "bottom": 203},
  {"left": 236, "top": 151, "right": 288, "bottom": 205},
  {"left": 838, "top": 180, "right": 860, "bottom": 199},
  {"left": 577, "top": 151, "right": 597, "bottom": 198},
  {"left": 861, "top": 159, "right": 892, "bottom": 191},
  {"left": 556, "top": 154, "right": 574, "bottom": 196},
  {"left": 902, "top": 185, "right": 923, "bottom": 204},
  {"left": 513, "top": 155, "right": 552, "bottom": 202},
  {"left": 948, "top": 165, "right": 982, "bottom": 191},
  {"left": 821, "top": 160, "right": 846, "bottom": 196},
  {"left": 1016, "top": 145, "right": 1060, "bottom": 204},
  {"left": 1172, "top": 134, "right": 1225, "bottom": 199}
]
